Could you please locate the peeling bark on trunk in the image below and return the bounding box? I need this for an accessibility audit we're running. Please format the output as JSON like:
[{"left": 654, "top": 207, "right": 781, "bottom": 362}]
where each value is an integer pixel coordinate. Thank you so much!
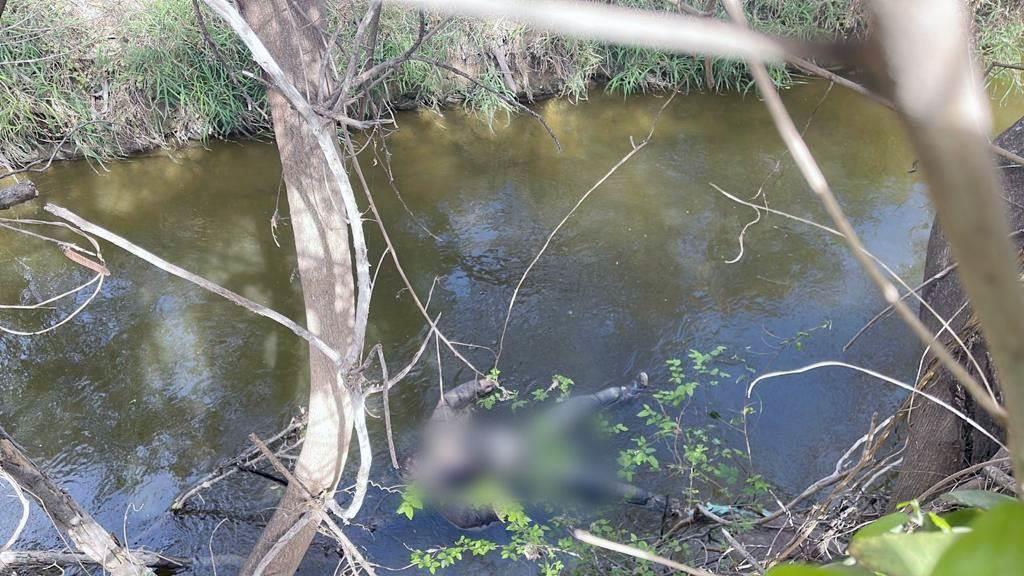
[
  {"left": 891, "top": 116, "right": 1024, "bottom": 504},
  {"left": 235, "top": 1, "right": 357, "bottom": 574}
]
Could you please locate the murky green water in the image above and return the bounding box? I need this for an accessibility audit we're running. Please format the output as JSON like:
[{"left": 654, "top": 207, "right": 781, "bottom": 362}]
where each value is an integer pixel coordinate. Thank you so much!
[{"left": 2, "top": 81, "right": 1023, "bottom": 573}]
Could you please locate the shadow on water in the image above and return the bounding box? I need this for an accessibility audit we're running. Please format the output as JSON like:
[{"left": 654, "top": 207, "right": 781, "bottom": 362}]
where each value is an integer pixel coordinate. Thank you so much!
[{"left": 1, "top": 80, "right": 1023, "bottom": 573}]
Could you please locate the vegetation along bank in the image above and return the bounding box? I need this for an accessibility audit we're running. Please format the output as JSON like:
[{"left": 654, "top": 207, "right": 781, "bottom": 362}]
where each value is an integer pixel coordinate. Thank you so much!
[{"left": 1, "top": 0, "right": 1023, "bottom": 169}]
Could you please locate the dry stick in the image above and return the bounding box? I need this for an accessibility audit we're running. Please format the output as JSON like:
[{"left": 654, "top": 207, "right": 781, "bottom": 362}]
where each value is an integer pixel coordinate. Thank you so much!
[
  {"left": 338, "top": 394, "right": 372, "bottom": 520},
  {"left": 495, "top": 93, "right": 677, "bottom": 365},
  {"left": 371, "top": 136, "right": 442, "bottom": 242},
  {"left": 0, "top": 551, "right": 181, "bottom": 571},
  {"left": 713, "top": 182, "right": 998, "bottom": 405},
  {"left": 720, "top": 528, "right": 764, "bottom": 575},
  {"left": 252, "top": 435, "right": 375, "bottom": 575},
  {"left": 171, "top": 414, "right": 307, "bottom": 510},
  {"left": 728, "top": 81, "right": 833, "bottom": 264},
  {"left": 0, "top": 217, "right": 106, "bottom": 336},
  {"left": 374, "top": 346, "right": 400, "bottom": 470},
  {"left": 756, "top": 417, "right": 895, "bottom": 525},
  {"left": 573, "top": 529, "right": 718, "bottom": 576},
  {"left": 45, "top": 203, "right": 345, "bottom": 367},
  {"left": 983, "top": 464, "right": 1018, "bottom": 494},
  {"left": 987, "top": 61, "right": 1024, "bottom": 75},
  {"left": 721, "top": 0, "right": 1004, "bottom": 423},
  {"left": 917, "top": 456, "right": 1012, "bottom": 503},
  {"left": 364, "top": 313, "right": 441, "bottom": 395},
  {"left": 334, "top": 0, "right": 384, "bottom": 103},
  {"left": 201, "top": 0, "right": 372, "bottom": 366},
  {"left": 869, "top": 0, "right": 1024, "bottom": 492},
  {"left": 411, "top": 56, "right": 561, "bottom": 151},
  {"left": 844, "top": 262, "right": 957, "bottom": 351},
  {"left": 746, "top": 362, "right": 1004, "bottom": 449}
]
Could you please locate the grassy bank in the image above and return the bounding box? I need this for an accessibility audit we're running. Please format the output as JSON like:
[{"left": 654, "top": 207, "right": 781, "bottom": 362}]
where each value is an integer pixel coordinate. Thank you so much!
[{"left": 1, "top": 0, "right": 1022, "bottom": 168}]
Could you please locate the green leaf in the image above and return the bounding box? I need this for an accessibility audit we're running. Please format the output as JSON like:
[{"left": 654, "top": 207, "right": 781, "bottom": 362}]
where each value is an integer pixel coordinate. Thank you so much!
[
  {"left": 927, "top": 512, "right": 952, "bottom": 532},
  {"left": 851, "top": 512, "right": 907, "bottom": 543},
  {"left": 939, "top": 489, "right": 1017, "bottom": 510},
  {"left": 848, "top": 531, "right": 960, "bottom": 576},
  {"left": 932, "top": 502, "right": 1024, "bottom": 576}
]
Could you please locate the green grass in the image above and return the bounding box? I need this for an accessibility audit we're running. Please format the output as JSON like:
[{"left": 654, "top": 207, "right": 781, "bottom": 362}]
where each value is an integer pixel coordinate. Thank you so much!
[{"left": 0, "top": 0, "right": 1021, "bottom": 166}]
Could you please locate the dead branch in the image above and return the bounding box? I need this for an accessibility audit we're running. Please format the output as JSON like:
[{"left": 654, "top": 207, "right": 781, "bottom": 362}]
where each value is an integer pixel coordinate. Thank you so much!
[
  {"left": 0, "top": 468, "right": 28, "bottom": 553},
  {"left": 340, "top": 130, "right": 484, "bottom": 377},
  {"left": 45, "top": 203, "right": 345, "bottom": 367},
  {"left": 171, "top": 413, "right": 307, "bottom": 511},
  {"left": 395, "top": 0, "right": 788, "bottom": 62},
  {"left": 0, "top": 431, "right": 159, "bottom": 576},
  {"left": 784, "top": 57, "right": 1024, "bottom": 168},
  {"left": 721, "top": 528, "right": 763, "bottom": 575},
  {"left": 0, "top": 550, "right": 182, "bottom": 571},
  {"left": 0, "top": 181, "right": 37, "bottom": 210},
  {"left": 189, "top": 0, "right": 262, "bottom": 119}
]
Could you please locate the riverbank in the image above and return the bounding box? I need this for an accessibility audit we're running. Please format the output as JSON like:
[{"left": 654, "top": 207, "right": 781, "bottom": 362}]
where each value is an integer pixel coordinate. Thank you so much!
[{"left": 1, "top": 0, "right": 1022, "bottom": 169}]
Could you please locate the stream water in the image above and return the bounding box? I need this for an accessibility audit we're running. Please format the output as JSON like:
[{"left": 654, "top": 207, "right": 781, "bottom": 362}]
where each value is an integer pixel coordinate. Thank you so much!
[{"left": 2, "top": 80, "right": 1023, "bottom": 574}]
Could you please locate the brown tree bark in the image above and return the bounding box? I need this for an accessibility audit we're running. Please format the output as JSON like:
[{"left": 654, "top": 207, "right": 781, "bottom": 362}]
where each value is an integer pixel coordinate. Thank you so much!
[
  {"left": 891, "top": 116, "right": 1024, "bottom": 504},
  {"left": 234, "top": 1, "right": 358, "bottom": 574},
  {"left": 0, "top": 432, "right": 158, "bottom": 576},
  {"left": 0, "top": 181, "right": 38, "bottom": 210}
]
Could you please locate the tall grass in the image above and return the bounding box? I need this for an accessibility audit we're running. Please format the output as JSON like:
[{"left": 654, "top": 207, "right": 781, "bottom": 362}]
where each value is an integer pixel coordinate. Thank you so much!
[
  {"left": 0, "top": 2, "right": 109, "bottom": 166},
  {"left": 120, "top": 0, "right": 268, "bottom": 142},
  {"left": 0, "top": 0, "right": 1021, "bottom": 166}
]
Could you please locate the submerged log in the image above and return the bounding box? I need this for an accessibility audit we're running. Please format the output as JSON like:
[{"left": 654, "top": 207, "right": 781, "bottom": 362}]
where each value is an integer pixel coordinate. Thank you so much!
[
  {"left": 0, "top": 430, "right": 158, "bottom": 576},
  {"left": 0, "top": 550, "right": 183, "bottom": 571},
  {"left": 891, "top": 116, "right": 1024, "bottom": 505},
  {"left": 0, "top": 181, "right": 37, "bottom": 210}
]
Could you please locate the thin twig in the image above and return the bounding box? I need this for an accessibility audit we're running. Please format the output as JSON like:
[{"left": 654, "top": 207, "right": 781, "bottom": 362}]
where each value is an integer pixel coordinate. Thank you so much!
[
  {"left": 746, "top": 361, "right": 1004, "bottom": 449},
  {"left": 573, "top": 529, "right": 718, "bottom": 576},
  {"left": 495, "top": 92, "right": 677, "bottom": 365}
]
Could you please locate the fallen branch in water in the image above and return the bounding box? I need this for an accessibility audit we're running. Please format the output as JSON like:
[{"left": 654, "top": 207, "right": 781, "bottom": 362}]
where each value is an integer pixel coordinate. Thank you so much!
[
  {"left": 171, "top": 413, "right": 308, "bottom": 511},
  {"left": 0, "top": 550, "right": 183, "bottom": 571},
  {"left": 0, "top": 430, "right": 164, "bottom": 576},
  {"left": 0, "top": 181, "right": 37, "bottom": 210}
]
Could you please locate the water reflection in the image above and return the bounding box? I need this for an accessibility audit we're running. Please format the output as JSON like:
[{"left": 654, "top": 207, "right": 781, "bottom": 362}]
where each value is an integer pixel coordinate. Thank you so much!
[{"left": 1, "top": 80, "right": 1022, "bottom": 572}]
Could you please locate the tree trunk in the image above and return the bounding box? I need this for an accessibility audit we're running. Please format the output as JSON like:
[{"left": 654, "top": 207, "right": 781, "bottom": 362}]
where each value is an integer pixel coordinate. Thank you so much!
[
  {"left": 891, "top": 116, "right": 1024, "bottom": 504},
  {"left": 235, "top": 1, "right": 357, "bottom": 574}
]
